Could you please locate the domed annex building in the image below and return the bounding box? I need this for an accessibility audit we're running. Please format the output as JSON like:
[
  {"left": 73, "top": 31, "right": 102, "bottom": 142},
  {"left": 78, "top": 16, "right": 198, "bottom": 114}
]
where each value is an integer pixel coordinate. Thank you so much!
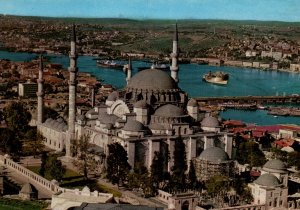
[
  {"left": 248, "top": 159, "right": 288, "bottom": 209},
  {"left": 37, "top": 25, "right": 233, "bottom": 171},
  {"left": 194, "top": 146, "right": 235, "bottom": 181}
]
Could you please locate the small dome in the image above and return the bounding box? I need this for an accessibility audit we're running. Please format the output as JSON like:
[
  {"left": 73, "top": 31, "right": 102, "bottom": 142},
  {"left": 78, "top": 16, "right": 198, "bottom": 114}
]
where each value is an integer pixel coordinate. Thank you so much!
[
  {"left": 154, "top": 104, "right": 185, "bottom": 117},
  {"left": 198, "top": 147, "right": 229, "bottom": 162},
  {"left": 149, "top": 123, "right": 165, "bottom": 130},
  {"left": 98, "top": 113, "right": 119, "bottom": 125},
  {"left": 187, "top": 98, "right": 198, "bottom": 107},
  {"left": 127, "top": 69, "right": 177, "bottom": 91},
  {"left": 134, "top": 100, "right": 148, "bottom": 108},
  {"left": 263, "top": 159, "right": 287, "bottom": 173},
  {"left": 107, "top": 91, "right": 119, "bottom": 101},
  {"left": 123, "top": 120, "right": 144, "bottom": 132},
  {"left": 201, "top": 115, "right": 219, "bottom": 128},
  {"left": 254, "top": 173, "right": 280, "bottom": 187},
  {"left": 77, "top": 114, "right": 86, "bottom": 121}
]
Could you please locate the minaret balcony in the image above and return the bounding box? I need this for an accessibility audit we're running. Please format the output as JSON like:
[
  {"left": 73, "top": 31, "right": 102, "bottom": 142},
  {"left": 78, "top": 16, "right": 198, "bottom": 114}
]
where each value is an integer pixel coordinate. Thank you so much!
[
  {"left": 68, "top": 67, "right": 78, "bottom": 73},
  {"left": 170, "top": 53, "right": 178, "bottom": 58},
  {"left": 37, "top": 78, "right": 44, "bottom": 83},
  {"left": 69, "top": 54, "right": 78, "bottom": 59},
  {"left": 36, "top": 92, "right": 44, "bottom": 97}
]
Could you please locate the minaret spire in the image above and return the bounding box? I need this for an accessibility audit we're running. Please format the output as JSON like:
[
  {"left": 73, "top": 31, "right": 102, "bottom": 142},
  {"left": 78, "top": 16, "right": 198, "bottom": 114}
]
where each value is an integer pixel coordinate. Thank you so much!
[
  {"left": 66, "top": 24, "right": 78, "bottom": 157},
  {"left": 170, "top": 23, "right": 179, "bottom": 83},
  {"left": 37, "top": 54, "right": 44, "bottom": 125},
  {"left": 126, "top": 57, "right": 132, "bottom": 85}
]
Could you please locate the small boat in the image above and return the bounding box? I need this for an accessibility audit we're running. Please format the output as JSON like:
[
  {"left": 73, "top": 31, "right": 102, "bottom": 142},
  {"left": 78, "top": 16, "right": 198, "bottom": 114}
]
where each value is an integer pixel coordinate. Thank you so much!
[
  {"left": 202, "top": 71, "right": 229, "bottom": 85},
  {"left": 151, "top": 63, "right": 170, "bottom": 71},
  {"left": 97, "top": 60, "right": 124, "bottom": 70},
  {"left": 138, "top": 63, "right": 170, "bottom": 71}
]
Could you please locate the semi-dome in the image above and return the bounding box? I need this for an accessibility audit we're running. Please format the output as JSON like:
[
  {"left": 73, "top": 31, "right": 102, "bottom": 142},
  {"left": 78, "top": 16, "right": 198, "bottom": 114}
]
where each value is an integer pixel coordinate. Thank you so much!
[
  {"left": 201, "top": 115, "right": 220, "bottom": 128},
  {"left": 134, "top": 100, "right": 148, "bottom": 108},
  {"left": 263, "top": 159, "right": 287, "bottom": 173},
  {"left": 198, "top": 147, "right": 229, "bottom": 162},
  {"left": 154, "top": 104, "right": 185, "bottom": 117},
  {"left": 107, "top": 91, "right": 119, "bottom": 101},
  {"left": 123, "top": 119, "right": 144, "bottom": 132},
  {"left": 127, "top": 69, "right": 177, "bottom": 91},
  {"left": 187, "top": 98, "right": 198, "bottom": 107},
  {"left": 254, "top": 173, "right": 280, "bottom": 187}
]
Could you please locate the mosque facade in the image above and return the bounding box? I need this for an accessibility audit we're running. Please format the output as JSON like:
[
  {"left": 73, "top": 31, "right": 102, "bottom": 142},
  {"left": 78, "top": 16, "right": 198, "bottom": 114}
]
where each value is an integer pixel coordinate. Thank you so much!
[{"left": 37, "top": 24, "right": 233, "bottom": 171}]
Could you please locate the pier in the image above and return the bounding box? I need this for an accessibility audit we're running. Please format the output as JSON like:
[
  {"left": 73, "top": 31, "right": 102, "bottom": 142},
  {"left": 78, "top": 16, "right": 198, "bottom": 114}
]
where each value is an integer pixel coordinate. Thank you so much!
[{"left": 195, "top": 95, "right": 300, "bottom": 105}]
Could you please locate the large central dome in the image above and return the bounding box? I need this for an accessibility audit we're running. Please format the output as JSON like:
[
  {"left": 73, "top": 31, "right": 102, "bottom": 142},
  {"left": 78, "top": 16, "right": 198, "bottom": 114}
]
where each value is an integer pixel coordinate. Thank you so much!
[{"left": 127, "top": 69, "right": 178, "bottom": 91}]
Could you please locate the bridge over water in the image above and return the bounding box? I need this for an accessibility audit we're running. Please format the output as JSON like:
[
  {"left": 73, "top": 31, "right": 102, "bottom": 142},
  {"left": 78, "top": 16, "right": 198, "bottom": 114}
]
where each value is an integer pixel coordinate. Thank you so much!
[{"left": 194, "top": 95, "right": 300, "bottom": 105}]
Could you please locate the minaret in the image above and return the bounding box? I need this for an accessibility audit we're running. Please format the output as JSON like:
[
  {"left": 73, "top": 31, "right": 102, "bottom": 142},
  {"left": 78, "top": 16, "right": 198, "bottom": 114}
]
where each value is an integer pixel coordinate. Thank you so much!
[
  {"left": 170, "top": 23, "right": 179, "bottom": 83},
  {"left": 66, "top": 24, "right": 78, "bottom": 157},
  {"left": 126, "top": 57, "right": 132, "bottom": 85},
  {"left": 36, "top": 55, "right": 44, "bottom": 125}
]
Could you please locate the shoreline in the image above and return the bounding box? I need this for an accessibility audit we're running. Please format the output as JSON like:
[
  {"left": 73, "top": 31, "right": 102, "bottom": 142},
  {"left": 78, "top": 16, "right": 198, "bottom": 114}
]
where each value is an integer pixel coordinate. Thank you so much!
[{"left": 1, "top": 48, "right": 299, "bottom": 75}]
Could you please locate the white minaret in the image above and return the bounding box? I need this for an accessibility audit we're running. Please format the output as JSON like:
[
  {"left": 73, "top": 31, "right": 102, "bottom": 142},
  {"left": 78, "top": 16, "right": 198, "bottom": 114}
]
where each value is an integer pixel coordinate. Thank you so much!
[
  {"left": 126, "top": 57, "right": 132, "bottom": 85},
  {"left": 170, "top": 23, "right": 179, "bottom": 83},
  {"left": 66, "top": 24, "right": 78, "bottom": 157},
  {"left": 36, "top": 54, "right": 44, "bottom": 125}
]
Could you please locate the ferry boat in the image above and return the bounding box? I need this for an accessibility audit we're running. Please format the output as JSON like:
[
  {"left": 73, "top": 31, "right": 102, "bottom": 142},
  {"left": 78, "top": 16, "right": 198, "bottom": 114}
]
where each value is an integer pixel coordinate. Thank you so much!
[
  {"left": 202, "top": 71, "right": 229, "bottom": 85},
  {"left": 138, "top": 63, "right": 170, "bottom": 71},
  {"left": 97, "top": 60, "right": 124, "bottom": 70}
]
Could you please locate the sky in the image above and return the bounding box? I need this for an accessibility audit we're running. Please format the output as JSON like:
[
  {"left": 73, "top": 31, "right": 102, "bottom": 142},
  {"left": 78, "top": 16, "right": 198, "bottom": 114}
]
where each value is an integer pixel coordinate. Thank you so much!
[{"left": 0, "top": 0, "right": 299, "bottom": 22}]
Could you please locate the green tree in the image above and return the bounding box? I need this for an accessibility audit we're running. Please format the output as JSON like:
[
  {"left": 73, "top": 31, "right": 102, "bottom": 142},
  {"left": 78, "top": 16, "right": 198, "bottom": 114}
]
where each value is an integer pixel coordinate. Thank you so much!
[
  {"left": 150, "top": 151, "right": 164, "bottom": 190},
  {"left": 188, "top": 160, "right": 198, "bottom": 190},
  {"left": 287, "top": 151, "right": 300, "bottom": 169},
  {"left": 0, "top": 128, "right": 21, "bottom": 154},
  {"left": 205, "top": 175, "right": 230, "bottom": 205},
  {"left": 236, "top": 141, "right": 266, "bottom": 167},
  {"left": 128, "top": 162, "right": 151, "bottom": 196},
  {"left": 3, "top": 102, "right": 31, "bottom": 135},
  {"left": 72, "top": 134, "right": 97, "bottom": 180},
  {"left": 39, "top": 152, "right": 48, "bottom": 177},
  {"left": 106, "top": 142, "right": 131, "bottom": 186},
  {"left": 171, "top": 137, "right": 187, "bottom": 191},
  {"left": 47, "top": 155, "right": 65, "bottom": 182},
  {"left": 25, "top": 130, "right": 45, "bottom": 157}
]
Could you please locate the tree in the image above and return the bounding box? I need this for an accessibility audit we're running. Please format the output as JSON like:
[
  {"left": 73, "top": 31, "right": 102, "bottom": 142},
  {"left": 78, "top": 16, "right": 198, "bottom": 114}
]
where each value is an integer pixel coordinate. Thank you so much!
[
  {"left": 47, "top": 155, "right": 65, "bottom": 182},
  {"left": 72, "top": 134, "right": 97, "bottom": 180},
  {"left": 0, "top": 128, "right": 21, "bottom": 154},
  {"left": 287, "top": 151, "right": 300, "bottom": 170},
  {"left": 3, "top": 102, "right": 31, "bottom": 135},
  {"left": 150, "top": 151, "right": 164, "bottom": 190},
  {"left": 205, "top": 175, "right": 230, "bottom": 206},
  {"left": 171, "top": 137, "right": 187, "bottom": 191},
  {"left": 106, "top": 142, "right": 131, "bottom": 186},
  {"left": 236, "top": 141, "right": 266, "bottom": 167},
  {"left": 188, "top": 160, "right": 198, "bottom": 190},
  {"left": 39, "top": 152, "right": 48, "bottom": 177},
  {"left": 128, "top": 162, "right": 151, "bottom": 196},
  {"left": 24, "top": 130, "right": 45, "bottom": 157}
]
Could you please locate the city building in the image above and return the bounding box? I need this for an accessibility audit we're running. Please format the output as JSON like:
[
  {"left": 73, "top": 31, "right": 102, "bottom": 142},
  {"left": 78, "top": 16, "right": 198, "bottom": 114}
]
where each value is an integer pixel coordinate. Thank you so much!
[
  {"left": 18, "top": 81, "right": 38, "bottom": 98},
  {"left": 193, "top": 146, "right": 235, "bottom": 181},
  {"left": 248, "top": 159, "right": 288, "bottom": 209}
]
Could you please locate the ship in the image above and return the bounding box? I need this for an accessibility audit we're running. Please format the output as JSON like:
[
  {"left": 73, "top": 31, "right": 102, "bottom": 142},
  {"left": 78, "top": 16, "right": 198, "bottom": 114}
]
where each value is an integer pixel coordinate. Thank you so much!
[
  {"left": 202, "top": 71, "right": 229, "bottom": 85},
  {"left": 97, "top": 60, "right": 124, "bottom": 70},
  {"left": 138, "top": 63, "right": 170, "bottom": 71}
]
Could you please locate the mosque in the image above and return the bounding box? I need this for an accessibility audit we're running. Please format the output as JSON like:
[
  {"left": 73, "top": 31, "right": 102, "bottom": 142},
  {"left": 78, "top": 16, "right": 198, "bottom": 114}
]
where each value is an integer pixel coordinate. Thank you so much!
[{"left": 36, "top": 24, "right": 233, "bottom": 171}]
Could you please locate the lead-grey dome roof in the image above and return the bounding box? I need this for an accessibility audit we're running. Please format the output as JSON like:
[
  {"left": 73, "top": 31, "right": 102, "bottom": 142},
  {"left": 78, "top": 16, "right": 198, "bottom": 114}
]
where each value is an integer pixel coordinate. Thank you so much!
[
  {"left": 187, "top": 99, "right": 198, "bottom": 107},
  {"left": 198, "top": 147, "right": 229, "bottom": 162},
  {"left": 254, "top": 173, "right": 280, "bottom": 187},
  {"left": 107, "top": 91, "right": 119, "bottom": 101},
  {"left": 201, "top": 116, "right": 220, "bottom": 128},
  {"left": 263, "top": 159, "right": 287, "bottom": 173},
  {"left": 134, "top": 100, "right": 148, "bottom": 108},
  {"left": 154, "top": 104, "right": 185, "bottom": 117},
  {"left": 127, "top": 69, "right": 177, "bottom": 91},
  {"left": 123, "top": 120, "right": 144, "bottom": 132},
  {"left": 43, "top": 118, "right": 67, "bottom": 132},
  {"left": 98, "top": 113, "right": 119, "bottom": 125}
]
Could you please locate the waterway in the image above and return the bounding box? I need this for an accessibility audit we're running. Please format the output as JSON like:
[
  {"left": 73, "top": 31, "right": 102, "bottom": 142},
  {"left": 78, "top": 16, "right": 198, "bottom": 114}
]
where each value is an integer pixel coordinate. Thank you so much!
[{"left": 1, "top": 50, "right": 300, "bottom": 125}]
